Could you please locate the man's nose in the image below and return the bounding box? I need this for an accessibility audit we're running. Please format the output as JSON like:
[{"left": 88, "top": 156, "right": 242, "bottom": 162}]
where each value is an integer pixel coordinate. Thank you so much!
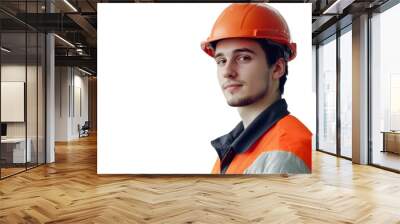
[{"left": 222, "top": 60, "right": 238, "bottom": 79}]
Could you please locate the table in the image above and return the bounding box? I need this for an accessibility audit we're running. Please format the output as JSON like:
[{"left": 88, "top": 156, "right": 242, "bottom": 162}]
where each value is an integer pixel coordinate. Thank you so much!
[
  {"left": 1, "top": 138, "right": 32, "bottom": 163},
  {"left": 381, "top": 131, "right": 400, "bottom": 154}
]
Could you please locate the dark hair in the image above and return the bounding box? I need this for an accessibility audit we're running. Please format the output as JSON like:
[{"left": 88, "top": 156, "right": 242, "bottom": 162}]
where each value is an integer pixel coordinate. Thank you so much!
[
  {"left": 254, "top": 39, "right": 289, "bottom": 95},
  {"left": 211, "top": 39, "right": 290, "bottom": 95}
]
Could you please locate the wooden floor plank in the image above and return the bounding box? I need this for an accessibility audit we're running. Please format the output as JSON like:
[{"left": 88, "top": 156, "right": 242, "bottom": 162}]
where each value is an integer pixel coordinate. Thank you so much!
[{"left": 1, "top": 134, "right": 400, "bottom": 223}]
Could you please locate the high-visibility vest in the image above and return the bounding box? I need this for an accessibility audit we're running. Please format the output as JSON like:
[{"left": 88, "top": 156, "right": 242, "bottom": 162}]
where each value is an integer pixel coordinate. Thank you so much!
[{"left": 211, "top": 100, "right": 311, "bottom": 174}]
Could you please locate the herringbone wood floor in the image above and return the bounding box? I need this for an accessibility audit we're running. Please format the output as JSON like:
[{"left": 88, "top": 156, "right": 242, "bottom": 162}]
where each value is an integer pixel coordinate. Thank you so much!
[{"left": 1, "top": 134, "right": 400, "bottom": 224}]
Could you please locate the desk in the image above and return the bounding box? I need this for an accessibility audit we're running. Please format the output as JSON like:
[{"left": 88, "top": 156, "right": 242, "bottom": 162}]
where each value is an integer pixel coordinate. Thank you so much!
[
  {"left": 1, "top": 138, "right": 31, "bottom": 163},
  {"left": 381, "top": 131, "right": 400, "bottom": 154}
]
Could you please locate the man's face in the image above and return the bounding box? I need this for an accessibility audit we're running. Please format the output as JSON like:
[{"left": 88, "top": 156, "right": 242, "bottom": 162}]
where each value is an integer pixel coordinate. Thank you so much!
[{"left": 214, "top": 38, "right": 273, "bottom": 107}]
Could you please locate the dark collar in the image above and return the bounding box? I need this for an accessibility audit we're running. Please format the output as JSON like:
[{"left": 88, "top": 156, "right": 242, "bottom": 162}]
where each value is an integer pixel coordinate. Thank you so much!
[{"left": 211, "top": 99, "right": 290, "bottom": 173}]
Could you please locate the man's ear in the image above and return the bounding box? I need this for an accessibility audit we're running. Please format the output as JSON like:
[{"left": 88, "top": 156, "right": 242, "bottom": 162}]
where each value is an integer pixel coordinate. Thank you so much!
[{"left": 271, "top": 58, "right": 286, "bottom": 80}]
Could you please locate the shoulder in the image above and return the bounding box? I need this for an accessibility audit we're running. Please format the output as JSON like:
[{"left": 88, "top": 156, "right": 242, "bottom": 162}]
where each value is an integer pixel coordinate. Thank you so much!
[
  {"left": 274, "top": 115, "right": 312, "bottom": 161},
  {"left": 258, "top": 114, "right": 311, "bottom": 147},
  {"left": 276, "top": 115, "right": 312, "bottom": 138},
  {"left": 255, "top": 114, "right": 312, "bottom": 149}
]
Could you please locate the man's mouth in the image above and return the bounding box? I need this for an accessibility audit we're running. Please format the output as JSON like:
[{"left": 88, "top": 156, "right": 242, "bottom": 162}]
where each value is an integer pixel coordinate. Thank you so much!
[{"left": 224, "top": 83, "right": 243, "bottom": 92}]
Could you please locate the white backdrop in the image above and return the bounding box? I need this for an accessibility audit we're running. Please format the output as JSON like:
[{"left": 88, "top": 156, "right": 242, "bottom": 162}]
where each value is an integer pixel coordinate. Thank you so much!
[{"left": 98, "top": 3, "right": 313, "bottom": 174}]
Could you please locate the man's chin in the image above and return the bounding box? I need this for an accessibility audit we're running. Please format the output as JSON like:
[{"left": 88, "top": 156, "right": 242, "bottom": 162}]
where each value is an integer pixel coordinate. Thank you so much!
[{"left": 227, "top": 97, "right": 255, "bottom": 107}]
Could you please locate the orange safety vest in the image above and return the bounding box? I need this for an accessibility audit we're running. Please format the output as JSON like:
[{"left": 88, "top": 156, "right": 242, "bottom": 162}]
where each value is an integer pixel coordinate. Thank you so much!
[{"left": 211, "top": 99, "right": 311, "bottom": 174}]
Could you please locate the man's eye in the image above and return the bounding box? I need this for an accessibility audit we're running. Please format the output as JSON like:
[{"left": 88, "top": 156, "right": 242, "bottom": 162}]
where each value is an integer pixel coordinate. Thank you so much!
[
  {"left": 216, "top": 58, "right": 226, "bottom": 65},
  {"left": 238, "top": 55, "right": 251, "bottom": 62}
]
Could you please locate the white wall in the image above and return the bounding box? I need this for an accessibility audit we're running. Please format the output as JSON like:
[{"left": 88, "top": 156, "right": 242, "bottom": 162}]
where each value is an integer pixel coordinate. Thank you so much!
[
  {"left": 55, "top": 66, "right": 69, "bottom": 141},
  {"left": 1, "top": 65, "right": 26, "bottom": 127},
  {"left": 1, "top": 64, "right": 46, "bottom": 163},
  {"left": 75, "top": 73, "right": 89, "bottom": 128},
  {"left": 1, "top": 65, "right": 26, "bottom": 141},
  {"left": 1, "top": 65, "right": 39, "bottom": 138},
  {"left": 55, "top": 67, "right": 89, "bottom": 141}
]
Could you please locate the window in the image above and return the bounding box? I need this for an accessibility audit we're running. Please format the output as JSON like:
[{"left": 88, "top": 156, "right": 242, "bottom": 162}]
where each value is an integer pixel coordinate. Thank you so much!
[
  {"left": 339, "top": 28, "right": 352, "bottom": 158},
  {"left": 0, "top": 1, "right": 46, "bottom": 179},
  {"left": 371, "top": 2, "right": 400, "bottom": 171},
  {"left": 318, "top": 36, "right": 337, "bottom": 154}
]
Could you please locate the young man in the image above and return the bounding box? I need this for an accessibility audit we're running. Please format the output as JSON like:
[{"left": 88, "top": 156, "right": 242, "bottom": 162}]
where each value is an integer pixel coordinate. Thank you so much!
[{"left": 201, "top": 3, "right": 312, "bottom": 174}]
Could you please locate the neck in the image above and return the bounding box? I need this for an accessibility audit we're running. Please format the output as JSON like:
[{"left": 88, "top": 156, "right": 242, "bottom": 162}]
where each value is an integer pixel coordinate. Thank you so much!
[{"left": 238, "top": 92, "right": 281, "bottom": 129}]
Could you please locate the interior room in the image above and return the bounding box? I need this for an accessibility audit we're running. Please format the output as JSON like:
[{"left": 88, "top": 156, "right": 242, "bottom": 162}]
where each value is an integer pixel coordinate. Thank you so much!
[{"left": 0, "top": 0, "right": 399, "bottom": 223}]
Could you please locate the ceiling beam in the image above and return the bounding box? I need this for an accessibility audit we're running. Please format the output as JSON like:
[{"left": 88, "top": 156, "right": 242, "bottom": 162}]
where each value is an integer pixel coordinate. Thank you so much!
[{"left": 55, "top": 55, "right": 96, "bottom": 69}]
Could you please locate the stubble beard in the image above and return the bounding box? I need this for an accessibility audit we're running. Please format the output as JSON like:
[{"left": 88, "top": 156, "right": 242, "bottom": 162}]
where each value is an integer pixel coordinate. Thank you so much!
[{"left": 226, "top": 85, "right": 269, "bottom": 107}]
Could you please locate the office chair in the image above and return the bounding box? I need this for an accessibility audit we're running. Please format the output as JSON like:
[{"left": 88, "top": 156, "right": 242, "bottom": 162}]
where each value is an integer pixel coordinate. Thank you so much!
[{"left": 79, "top": 121, "right": 90, "bottom": 138}]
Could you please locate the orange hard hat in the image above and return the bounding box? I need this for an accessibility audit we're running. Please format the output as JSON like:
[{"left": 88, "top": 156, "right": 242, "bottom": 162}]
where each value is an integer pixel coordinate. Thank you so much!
[{"left": 201, "top": 3, "right": 297, "bottom": 61}]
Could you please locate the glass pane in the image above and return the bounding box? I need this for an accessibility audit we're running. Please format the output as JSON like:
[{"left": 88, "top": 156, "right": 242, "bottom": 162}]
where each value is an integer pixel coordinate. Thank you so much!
[
  {"left": 340, "top": 29, "right": 352, "bottom": 158},
  {"left": 371, "top": 3, "right": 400, "bottom": 171},
  {"left": 1, "top": 32, "right": 27, "bottom": 177},
  {"left": 38, "top": 32, "right": 45, "bottom": 165},
  {"left": 318, "top": 37, "right": 337, "bottom": 154},
  {"left": 27, "top": 31, "right": 38, "bottom": 169}
]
